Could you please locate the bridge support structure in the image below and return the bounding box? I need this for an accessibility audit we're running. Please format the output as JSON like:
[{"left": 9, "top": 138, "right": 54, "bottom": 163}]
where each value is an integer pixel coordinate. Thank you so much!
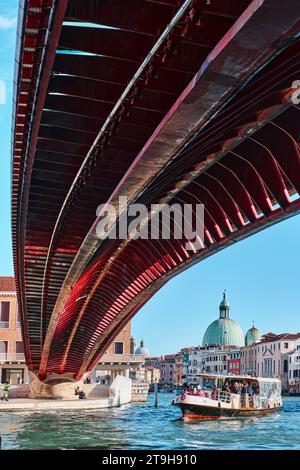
[{"left": 28, "top": 371, "right": 87, "bottom": 400}]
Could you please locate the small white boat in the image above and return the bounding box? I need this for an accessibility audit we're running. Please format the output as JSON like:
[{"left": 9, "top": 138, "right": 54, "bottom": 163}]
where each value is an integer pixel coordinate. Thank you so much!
[{"left": 174, "top": 373, "right": 282, "bottom": 421}]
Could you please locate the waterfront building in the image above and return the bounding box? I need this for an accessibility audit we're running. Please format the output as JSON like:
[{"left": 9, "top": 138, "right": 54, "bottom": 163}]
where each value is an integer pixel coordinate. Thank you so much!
[
  {"left": 145, "top": 353, "right": 183, "bottom": 389},
  {"left": 240, "top": 332, "right": 300, "bottom": 391},
  {"left": 144, "top": 356, "right": 160, "bottom": 367},
  {"left": 181, "top": 347, "right": 195, "bottom": 383},
  {"left": 256, "top": 333, "right": 300, "bottom": 391},
  {"left": 0, "top": 277, "right": 28, "bottom": 384},
  {"left": 227, "top": 349, "right": 241, "bottom": 374},
  {"left": 202, "top": 292, "right": 245, "bottom": 347},
  {"left": 186, "top": 346, "right": 209, "bottom": 383},
  {"left": 186, "top": 345, "right": 241, "bottom": 383},
  {"left": 287, "top": 338, "right": 300, "bottom": 393},
  {"left": 159, "top": 354, "right": 183, "bottom": 389},
  {"left": 144, "top": 366, "right": 161, "bottom": 384}
]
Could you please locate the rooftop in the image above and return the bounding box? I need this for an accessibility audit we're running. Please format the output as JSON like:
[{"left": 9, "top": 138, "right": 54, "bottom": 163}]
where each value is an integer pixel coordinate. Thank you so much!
[
  {"left": 261, "top": 333, "right": 300, "bottom": 343},
  {"left": 0, "top": 277, "right": 16, "bottom": 292}
]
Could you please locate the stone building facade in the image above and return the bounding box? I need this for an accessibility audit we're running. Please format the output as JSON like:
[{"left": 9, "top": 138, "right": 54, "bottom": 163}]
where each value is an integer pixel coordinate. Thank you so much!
[
  {"left": 103, "top": 322, "right": 132, "bottom": 356},
  {"left": 240, "top": 333, "right": 300, "bottom": 391},
  {"left": 145, "top": 353, "right": 183, "bottom": 389},
  {"left": 144, "top": 366, "right": 161, "bottom": 384},
  {"left": 186, "top": 345, "right": 240, "bottom": 383},
  {"left": 0, "top": 277, "right": 28, "bottom": 384}
]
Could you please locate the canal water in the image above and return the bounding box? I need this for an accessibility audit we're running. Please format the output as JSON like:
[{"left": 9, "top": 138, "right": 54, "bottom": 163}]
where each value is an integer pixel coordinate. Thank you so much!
[{"left": 0, "top": 394, "right": 299, "bottom": 450}]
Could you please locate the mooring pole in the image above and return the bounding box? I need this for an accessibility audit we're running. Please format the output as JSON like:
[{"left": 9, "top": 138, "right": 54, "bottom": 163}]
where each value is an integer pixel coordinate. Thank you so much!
[{"left": 154, "top": 381, "right": 158, "bottom": 407}]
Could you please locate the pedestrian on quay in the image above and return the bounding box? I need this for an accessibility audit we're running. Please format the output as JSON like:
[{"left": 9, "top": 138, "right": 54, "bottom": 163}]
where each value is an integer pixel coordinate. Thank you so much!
[{"left": 1, "top": 382, "right": 10, "bottom": 401}]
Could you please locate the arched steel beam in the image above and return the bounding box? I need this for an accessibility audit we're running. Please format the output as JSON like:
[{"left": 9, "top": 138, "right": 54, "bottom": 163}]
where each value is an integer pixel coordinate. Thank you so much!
[{"left": 38, "top": 0, "right": 300, "bottom": 377}]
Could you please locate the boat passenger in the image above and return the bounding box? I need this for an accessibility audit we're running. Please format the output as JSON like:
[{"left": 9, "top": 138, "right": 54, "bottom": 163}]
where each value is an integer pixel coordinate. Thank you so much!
[
  {"left": 203, "top": 380, "right": 212, "bottom": 389},
  {"left": 74, "top": 386, "right": 86, "bottom": 399},
  {"left": 211, "top": 386, "right": 218, "bottom": 400},
  {"left": 222, "top": 382, "right": 230, "bottom": 393}
]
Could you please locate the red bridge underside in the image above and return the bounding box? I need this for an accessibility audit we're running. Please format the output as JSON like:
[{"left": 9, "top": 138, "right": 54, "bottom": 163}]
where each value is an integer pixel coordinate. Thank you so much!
[{"left": 11, "top": 0, "right": 300, "bottom": 379}]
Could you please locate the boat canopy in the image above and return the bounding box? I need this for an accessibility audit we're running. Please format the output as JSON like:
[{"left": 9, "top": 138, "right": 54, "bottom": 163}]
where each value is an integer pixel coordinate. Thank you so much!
[
  {"left": 197, "top": 373, "right": 281, "bottom": 384},
  {"left": 195, "top": 373, "right": 282, "bottom": 400}
]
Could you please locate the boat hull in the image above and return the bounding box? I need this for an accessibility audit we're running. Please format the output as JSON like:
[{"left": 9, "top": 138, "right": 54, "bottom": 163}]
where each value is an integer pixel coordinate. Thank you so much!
[{"left": 176, "top": 402, "right": 281, "bottom": 421}]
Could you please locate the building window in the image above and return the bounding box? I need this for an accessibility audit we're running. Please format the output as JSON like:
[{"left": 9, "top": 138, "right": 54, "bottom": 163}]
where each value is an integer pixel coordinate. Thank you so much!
[
  {"left": 0, "top": 340, "right": 8, "bottom": 360},
  {"left": 15, "top": 341, "right": 24, "bottom": 360},
  {"left": 114, "top": 342, "right": 124, "bottom": 354},
  {"left": 284, "top": 343, "right": 289, "bottom": 349},
  {"left": 284, "top": 359, "right": 288, "bottom": 373},
  {"left": 16, "top": 306, "right": 21, "bottom": 328},
  {"left": 0, "top": 301, "right": 10, "bottom": 328}
]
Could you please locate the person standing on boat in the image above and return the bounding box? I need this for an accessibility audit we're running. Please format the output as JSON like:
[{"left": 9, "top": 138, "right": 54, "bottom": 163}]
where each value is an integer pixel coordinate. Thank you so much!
[
  {"left": 240, "top": 383, "right": 248, "bottom": 406},
  {"left": 222, "top": 381, "right": 230, "bottom": 392},
  {"left": 246, "top": 383, "right": 255, "bottom": 407}
]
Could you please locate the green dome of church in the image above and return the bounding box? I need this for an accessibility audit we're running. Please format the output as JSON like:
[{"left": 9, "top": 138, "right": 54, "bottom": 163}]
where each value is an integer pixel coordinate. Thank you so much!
[
  {"left": 202, "top": 292, "right": 245, "bottom": 347},
  {"left": 245, "top": 325, "right": 261, "bottom": 346}
]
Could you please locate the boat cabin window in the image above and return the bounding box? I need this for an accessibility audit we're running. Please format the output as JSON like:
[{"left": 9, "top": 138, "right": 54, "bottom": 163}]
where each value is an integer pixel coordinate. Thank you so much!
[
  {"left": 200, "top": 378, "right": 215, "bottom": 389},
  {"left": 200, "top": 377, "right": 261, "bottom": 395}
]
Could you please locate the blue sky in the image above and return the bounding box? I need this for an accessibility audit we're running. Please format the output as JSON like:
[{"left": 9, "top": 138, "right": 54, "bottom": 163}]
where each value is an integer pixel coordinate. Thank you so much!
[
  {"left": 1, "top": 1, "right": 299, "bottom": 357},
  {"left": 0, "top": 1, "right": 17, "bottom": 279}
]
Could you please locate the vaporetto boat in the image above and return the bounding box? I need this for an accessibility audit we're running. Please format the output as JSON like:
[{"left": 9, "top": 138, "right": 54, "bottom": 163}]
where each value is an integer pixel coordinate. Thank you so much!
[{"left": 174, "top": 373, "right": 282, "bottom": 421}]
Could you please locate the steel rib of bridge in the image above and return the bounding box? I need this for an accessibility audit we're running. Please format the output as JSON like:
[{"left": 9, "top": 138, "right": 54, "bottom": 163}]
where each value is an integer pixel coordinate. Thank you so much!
[{"left": 11, "top": 0, "right": 300, "bottom": 379}]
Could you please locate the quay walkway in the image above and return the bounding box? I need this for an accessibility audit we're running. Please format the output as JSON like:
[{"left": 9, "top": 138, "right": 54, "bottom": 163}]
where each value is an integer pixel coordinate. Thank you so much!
[
  {"left": 0, "top": 397, "right": 118, "bottom": 412},
  {"left": 0, "top": 375, "right": 132, "bottom": 412}
]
